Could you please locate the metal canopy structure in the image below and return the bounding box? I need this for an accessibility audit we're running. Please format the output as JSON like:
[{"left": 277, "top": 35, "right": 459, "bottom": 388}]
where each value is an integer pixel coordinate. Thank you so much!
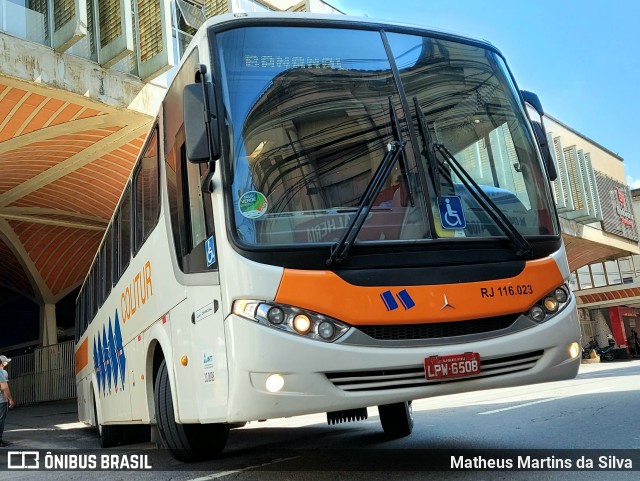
[{"left": 0, "top": 75, "right": 151, "bottom": 317}]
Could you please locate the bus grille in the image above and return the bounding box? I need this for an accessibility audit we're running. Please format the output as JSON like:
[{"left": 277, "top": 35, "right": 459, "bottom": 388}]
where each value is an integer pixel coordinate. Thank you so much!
[
  {"left": 325, "top": 350, "right": 544, "bottom": 392},
  {"left": 355, "top": 315, "right": 517, "bottom": 340}
]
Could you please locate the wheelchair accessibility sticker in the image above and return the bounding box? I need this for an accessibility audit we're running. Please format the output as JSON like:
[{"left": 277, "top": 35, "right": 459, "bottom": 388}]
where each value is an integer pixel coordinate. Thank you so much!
[
  {"left": 205, "top": 236, "right": 216, "bottom": 267},
  {"left": 438, "top": 195, "right": 466, "bottom": 229}
]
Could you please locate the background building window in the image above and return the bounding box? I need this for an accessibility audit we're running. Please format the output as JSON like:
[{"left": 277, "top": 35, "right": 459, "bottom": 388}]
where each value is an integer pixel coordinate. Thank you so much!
[
  {"left": 590, "top": 263, "right": 607, "bottom": 288},
  {"left": 577, "top": 266, "right": 592, "bottom": 290},
  {"left": 604, "top": 260, "right": 622, "bottom": 285},
  {"left": 569, "top": 271, "right": 578, "bottom": 291},
  {"left": 619, "top": 257, "right": 634, "bottom": 284}
]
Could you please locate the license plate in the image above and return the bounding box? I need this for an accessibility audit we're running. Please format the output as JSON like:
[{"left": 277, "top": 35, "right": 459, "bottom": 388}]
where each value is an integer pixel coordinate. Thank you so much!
[{"left": 424, "top": 352, "right": 481, "bottom": 380}]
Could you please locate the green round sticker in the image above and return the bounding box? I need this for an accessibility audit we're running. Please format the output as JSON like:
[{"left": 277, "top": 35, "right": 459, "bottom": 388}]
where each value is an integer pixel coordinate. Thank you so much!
[{"left": 238, "top": 191, "right": 268, "bottom": 219}]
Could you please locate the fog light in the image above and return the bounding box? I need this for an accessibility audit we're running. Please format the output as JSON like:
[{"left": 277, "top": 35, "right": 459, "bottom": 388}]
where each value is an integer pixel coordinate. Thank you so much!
[
  {"left": 530, "top": 305, "right": 546, "bottom": 322},
  {"left": 543, "top": 297, "right": 559, "bottom": 313},
  {"left": 267, "top": 307, "right": 285, "bottom": 325},
  {"left": 293, "top": 314, "right": 311, "bottom": 334},
  {"left": 318, "top": 321, "right": 335, "bottom": 340},
  {"left": 554, "top": 288, "right": 568, "bottom": 303},
  {"left": 569, "top": 342, "right": 580, "bottom": 359},
  {"left": 265, "top": 374, "right": 284, "bottom": 393}
]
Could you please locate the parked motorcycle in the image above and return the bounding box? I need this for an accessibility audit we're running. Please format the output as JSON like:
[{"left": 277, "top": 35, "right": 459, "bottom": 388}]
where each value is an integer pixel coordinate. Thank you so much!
[{"left": 582, "top": 336, "right": 616, "bottom": 361}]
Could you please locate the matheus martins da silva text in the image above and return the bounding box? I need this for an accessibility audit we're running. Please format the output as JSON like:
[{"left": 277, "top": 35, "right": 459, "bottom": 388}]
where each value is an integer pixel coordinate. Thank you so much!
[{"left": 451, "top": 455, "right": 633, "bottom": 470}]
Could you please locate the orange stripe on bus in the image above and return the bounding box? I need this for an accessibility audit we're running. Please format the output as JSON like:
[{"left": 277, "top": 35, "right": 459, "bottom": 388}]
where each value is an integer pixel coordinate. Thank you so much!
[
  {"left": 275, "top": 257, "right": 564, "bottom": 325},
  {"left": 75, "top": 338, "right": 89, "bottom": 374}
]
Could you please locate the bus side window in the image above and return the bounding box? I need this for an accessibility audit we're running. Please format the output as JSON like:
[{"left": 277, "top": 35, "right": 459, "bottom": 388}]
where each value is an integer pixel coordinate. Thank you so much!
[
  {"left": 177, "top": 143, "right": 218, "bottom": 273},
  {"left": 113, "top": 215, "right": 121, "bottom": 284},
  {"left": 88, "top": 269, "right": 94, "bottom": 319},
  {"left": 111, "top": 183, "right": 131, "bottom": 286},
  {"left": 76, "top": 289, "right": 82, "bottom": 340},
  {"left": 98, "top": 246, "right": 105, "bottom": 308},
  {"left": 93, "top": 265, "right": 98, "bottom": 316},
  {"left": 134, "top": 128, "right": 160, "bottom": 253},
  {"left": 120, "top": 186, "right": 132, "bottom": 275},
  {"left": 184, "top": 147, "right": 207, "bottom": 249},
  {"left": 104, "top": 226, "right": 113, "bottom": 298}
]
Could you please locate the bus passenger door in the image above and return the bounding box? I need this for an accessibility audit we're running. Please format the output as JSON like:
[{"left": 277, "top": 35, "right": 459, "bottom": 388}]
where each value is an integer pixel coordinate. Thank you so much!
[{"left": 169, "top": 144, "right": 228, "bottom": 423}]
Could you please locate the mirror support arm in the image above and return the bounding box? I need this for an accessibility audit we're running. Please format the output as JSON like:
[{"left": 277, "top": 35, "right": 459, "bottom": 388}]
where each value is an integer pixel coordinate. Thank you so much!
[{"left": 197, "top": 64, "right": 217, "bottom": 193}]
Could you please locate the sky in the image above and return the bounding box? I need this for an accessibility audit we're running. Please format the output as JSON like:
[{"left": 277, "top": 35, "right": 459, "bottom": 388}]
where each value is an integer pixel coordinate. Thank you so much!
[{"left": 332, "top": 0, "right": 640, "bottom": 187}]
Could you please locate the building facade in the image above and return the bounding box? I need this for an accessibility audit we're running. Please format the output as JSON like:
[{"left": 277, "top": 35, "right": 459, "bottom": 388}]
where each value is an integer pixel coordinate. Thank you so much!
[
  {"left": 0, "top": 0, "right": 342, "bottom": 84},
  {"left": 542, "top": 114, "right": 640, "bottom": 355}
]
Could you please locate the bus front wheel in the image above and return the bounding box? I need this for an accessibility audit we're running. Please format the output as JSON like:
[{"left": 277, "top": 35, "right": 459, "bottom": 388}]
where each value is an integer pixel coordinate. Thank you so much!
[
  {"left": 154, "top": 360, "right": 229, "bottom": 461},
  {"left": 378, "top": 401, "right": 414, "bottom": 438}
]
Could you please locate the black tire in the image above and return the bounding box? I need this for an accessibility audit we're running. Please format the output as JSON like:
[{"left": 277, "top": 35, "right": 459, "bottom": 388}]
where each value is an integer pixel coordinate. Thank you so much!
[
  {"left": 603, "top": 351, "right": 615, "bottom": 362},
  {"left": 378, "top": 401, "right": 414, "bottom": 438},
  {"left": 154, "top": 360, "right": 229, "bottom": 462},
  {"left": 582, "top": 350, "right": 591, "bottom": 360}
]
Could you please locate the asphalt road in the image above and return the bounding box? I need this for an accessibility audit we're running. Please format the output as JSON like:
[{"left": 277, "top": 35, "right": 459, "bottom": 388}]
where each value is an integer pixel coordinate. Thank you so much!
[{"left": 2, "top": 360, "right": 639, "bottom": 481}]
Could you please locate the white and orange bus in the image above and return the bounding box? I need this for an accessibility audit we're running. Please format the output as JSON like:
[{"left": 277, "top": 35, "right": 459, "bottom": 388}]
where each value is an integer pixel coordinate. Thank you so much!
[{"left": 75, "top": 12, "right": 581, "bottom": 461}]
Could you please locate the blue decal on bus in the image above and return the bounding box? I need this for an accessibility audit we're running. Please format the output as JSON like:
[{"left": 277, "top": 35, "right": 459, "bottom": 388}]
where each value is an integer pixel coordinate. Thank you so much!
[
  {"left": 93, "top": 339, "right": 101, "bottom": 395},
  {"left": 108, "top": 319, "right": 118, "bottom": 391},
  {"left": 102, "top": 325, "right": 111, "bottom": 393},
  {"left": 438, "top": 195, "right": 466, "bottom": 229},
  {"left": 396, "top": 289, "right": 415, "bottom": 310},
  {"left": 97, "top": 335, "right": 105, "bottom": 395},
  {"left": 380, "top": 290, "right": 399, "bottom": 311},
  {"left": 93, "top": 311, "right": 127, "bottom": 396},
  {"left": 205, "top": 236, "right": 216, "bottom": 267},
  {"left": 114, "top": 311, "right": 126, "bottom": 389}
]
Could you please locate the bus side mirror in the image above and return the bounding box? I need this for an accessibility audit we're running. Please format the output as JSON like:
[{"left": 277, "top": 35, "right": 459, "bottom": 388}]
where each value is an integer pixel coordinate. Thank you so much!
[
  {"left": 183, "top": 83, "right": 220, "bottom": 163},
  {"left": 531, "top": 120, "right": 557, "bottom": 182},
  {"left": 521, "top": 90, "right": 544, "bottom": 117},
  {"left": 521, "top": 90, "right": 557, "bottom": 182}
]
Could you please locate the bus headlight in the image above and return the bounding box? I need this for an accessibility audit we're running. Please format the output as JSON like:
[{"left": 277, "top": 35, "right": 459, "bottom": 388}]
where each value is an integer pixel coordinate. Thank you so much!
[
  {"left": 529, "top": 305, "right": 546, "bottom": 322},
  {"left": 318, "top": 321, "right": 336, "bottom": 340},
  {"left": 267, "top": 307, "right": 285, "bottom": 325},
  {"left": 265, "top": 374, "right": 285, "bottom": 393},
  {"left": 554, "top": 288, "right": 568, "bottom": 303},
  {"left": 569, "top": 342, "right": 580, "bottom": 359},
  {"left": 543, "top": 297, "right": 559, "bottom": 313},
  {"left": 526, "top": 283, "right": 571, "bottom": 324},
  {"left": 293, "top": 314, "right": 311, "bottom": 334},
  {"left": 232, "top": 300, "right": 350, "bottom": 342}
]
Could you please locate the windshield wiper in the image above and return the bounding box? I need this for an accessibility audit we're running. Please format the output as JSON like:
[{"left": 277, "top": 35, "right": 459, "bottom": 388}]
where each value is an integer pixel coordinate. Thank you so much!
[
  {"left": 412, "top": 97, "right": 532, "bottom": 258},
  {"left": 389, "top": 97, "right": 414, "bottom": 207},
  {"left": 433, "top": 142, "right": 533, "bottom": 258},
  {"left": 326, "top": 140, "right": 406, "bottom": 266},
  {"left": 413, "top": 97, "right": 442, "bottom": 201}
]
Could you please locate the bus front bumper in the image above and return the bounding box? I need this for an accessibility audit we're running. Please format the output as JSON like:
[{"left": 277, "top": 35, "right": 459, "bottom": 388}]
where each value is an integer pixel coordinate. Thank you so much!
[{"left": 223, "top": 305, "right": 580, "bottom": 423}]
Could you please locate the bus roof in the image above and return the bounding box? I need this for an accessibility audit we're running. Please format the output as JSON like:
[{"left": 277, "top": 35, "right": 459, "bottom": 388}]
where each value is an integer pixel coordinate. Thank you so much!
[{"left": 199, "top": 12, "right": 501, "bottom": 56}]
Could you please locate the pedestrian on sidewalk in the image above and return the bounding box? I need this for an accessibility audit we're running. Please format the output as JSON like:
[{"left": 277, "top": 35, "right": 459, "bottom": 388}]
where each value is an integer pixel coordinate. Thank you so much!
[{"left": 0, "top": 355, "right": 15, "bottom": 447}]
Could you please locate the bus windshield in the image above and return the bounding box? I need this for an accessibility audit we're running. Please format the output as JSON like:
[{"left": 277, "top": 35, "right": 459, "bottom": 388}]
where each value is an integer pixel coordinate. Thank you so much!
[{"left": 216, "top": 25, "right": 558, "bottom": 248}]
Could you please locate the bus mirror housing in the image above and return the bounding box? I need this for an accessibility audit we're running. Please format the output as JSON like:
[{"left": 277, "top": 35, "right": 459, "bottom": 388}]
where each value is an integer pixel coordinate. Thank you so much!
[
  {"left": 531, "top": 120, "right": 557, "bottom": 182},
  {"left": 521, "top": 90, "right": 544, "bottom": 117},
  {"left": 183, "top": 83, "right": 220, "bottom": 163},
  {"left": 521, "top": 90, "right": 557, "bottom": 182}
]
